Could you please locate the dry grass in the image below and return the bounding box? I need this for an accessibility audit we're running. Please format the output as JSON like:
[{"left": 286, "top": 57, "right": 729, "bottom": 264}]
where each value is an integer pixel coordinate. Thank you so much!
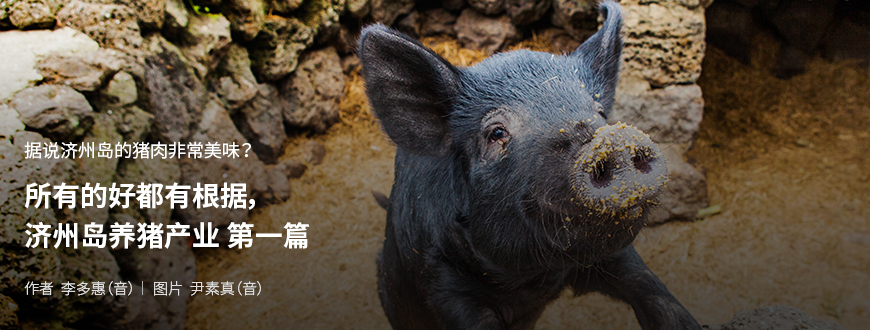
[
  {"left": 187, "top": 35, "right": 870, "bottom": 330},
  {"left": 337, "top": 64, "right": 374, "bottom": 127},
  {"left": 421, "top": 36, "right": 490, "bottom": 66},
  {"left": 508, "top": 32, "right": 564, "bottom": 54}
]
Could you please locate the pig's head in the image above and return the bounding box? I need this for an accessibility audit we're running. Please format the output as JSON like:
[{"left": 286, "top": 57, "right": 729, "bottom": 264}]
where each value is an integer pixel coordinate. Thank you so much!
[{"left": 359, "top": 2, "right": 667, "bottom": 267}]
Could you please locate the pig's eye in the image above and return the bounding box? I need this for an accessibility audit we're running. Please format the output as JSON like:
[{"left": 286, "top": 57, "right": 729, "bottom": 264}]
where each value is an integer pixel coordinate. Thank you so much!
[{"left": 487, "top": 126, "right": 509, "bottom": 144}]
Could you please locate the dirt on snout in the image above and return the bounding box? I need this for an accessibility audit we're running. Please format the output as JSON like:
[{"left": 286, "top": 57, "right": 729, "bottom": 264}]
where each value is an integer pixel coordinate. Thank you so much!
[{"left": 187, "top": 36, "right": 870, "bottom": 330}]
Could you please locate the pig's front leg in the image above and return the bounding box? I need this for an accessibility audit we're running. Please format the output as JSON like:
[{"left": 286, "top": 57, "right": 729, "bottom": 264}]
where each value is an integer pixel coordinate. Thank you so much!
[
  {"left": 426, "top": 266, "right": 507, "bottom": 330},
  {"left": 426, "top": 262, "right": 545, "bottom": 330},
  {"left": 572, "top": 245, "right": 702, "bottom": 330}
]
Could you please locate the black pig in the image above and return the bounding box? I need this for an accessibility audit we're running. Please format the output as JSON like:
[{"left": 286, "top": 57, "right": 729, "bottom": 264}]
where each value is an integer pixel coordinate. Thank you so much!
[{"left": 359, "top": 2, "right": 701, "bottom": 329}]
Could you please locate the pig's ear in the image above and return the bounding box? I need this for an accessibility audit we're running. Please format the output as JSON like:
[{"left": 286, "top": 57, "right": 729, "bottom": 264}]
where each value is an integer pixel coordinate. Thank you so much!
[
  {"left": 358, "top": 24, "right": 460, "bottom": 156},
  {"left": 572, "top": 1, "right": 623, "bottom": 112}
]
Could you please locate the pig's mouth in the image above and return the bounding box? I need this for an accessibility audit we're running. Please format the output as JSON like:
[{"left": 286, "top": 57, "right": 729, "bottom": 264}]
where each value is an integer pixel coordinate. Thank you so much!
[
  {"left": 524, "top": 195, "right": 656, "bottom": 266},
  {"left": 570, "top": 122, "right": 668, "bottom": 217}
]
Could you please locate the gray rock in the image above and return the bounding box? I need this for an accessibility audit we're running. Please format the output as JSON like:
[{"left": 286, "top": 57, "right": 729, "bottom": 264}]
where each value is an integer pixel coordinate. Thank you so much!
[
  {"left": 112, "top": 106, "right": 155, "bottom": 142},
  {"left": 454, "top": 9, "right": 519, "bottom": 54},
  {"left": 621, "top": 1, "right": 707, "bottom": 86},
  {"left": 551, "top": 0, "right": 597, "bottom": 39},
  {"left": 679, "top": 0, "right": 714, "bottom": 9},
  {"left": 223, "top": 0, "right": 265, "bottom": 41},
  {"left": 101, "top": 104, "right": 165, "bottom": 229},
  {"left": 302, "top": 0, "right": 343, "bottom": 37},
  {"left": 140, "top": 38, "right": 207, "bottom": 143},
  {"left": 111, "top": 236, "right": 195, "bottom": 330},
  {"left": 0, "top": 293, "right": 19, "bottom": 330},
  {"left": 98, "top": 71, "right": 139, "bottom": 110},
  {"left": 0, "top": 27, "right": 100, "bottom": 103},
  {"left": 397, "top": 8, "right": 456, "bottom": 37},
  {"left": 55, "top": 246, "right": 122, "bottom": 325},
  {"left": 9, "top": 0, "right": 58, "bottom": 30},
  {"left": 396, "top": 10, "right": 421, "bottom": 36},
  {"left": 11, "top": 84, "right": 95, "bottom": 142},
  {"left": 707, "top": 305, "right": 846, "bottom": 330},
  {"left": 442, "top": 0, "right": 465, "bottom": 11},
  {"left": 163, "top": 0, "right": 188, "bottom": 31},
  {"left": 115, "top": 0, "right": 165, "bottom": 30},
  {"left": 179, "top": 12, "right": 232, "bottom": 79},
  {"left": 0, "top": 132, "right": 73, "bottom": 309},
  {"left": 113, "top": 154, "right": 181, "bottom": 227},
  {"left": 232, "top": 84, "right": 287, "bottom": 164},
  {"left": 70, "top": 113, "right": 122, "bottom": 226},
  {"left": 2, "top": 131, "right": 74, "bottom": 208},
  {"left": 611, "top": 81, "right": 707, "bottom": 224},
  {"left": 249, "top": 15, "right": 314, "bottom": 82},
  {"left": 422, "top": 8, "right": 458, "bottom": 36},
  {"left": 468, "top": 0, "right": 503, "bottom": 15},
  {"left": 505, "top": 0, "right": 550, "bottom": 25},
  {"left": 370, "top": 0, "right": 414, "bottom": 25},
  {"left": 0, "top": 104, "right": 25, "bottom": 139},
  {"left": 56, "top": 1, "right": 144, "bottom": 54},
  {"left": 282, "top": 47, "right": 344, "bottom": 133},
  {"left": 345, "top": 0, "right": 370, "bottom": 18},
  {"left": 0, "top": 1, "right": 11, "bottom": 27},
  {"left": 267, "top": 0, "right": 304, "bottom": 14},
  {"left": 177, "top": 98, "right": 269, "bottom": 229},
  {"left": 214, "top": 44, "right": 259, "bottom": 112},
  {"left": 216, "top": 76, "right": 256, "bottom": 112},
  {"left": 538, "top": 28, "right": 580, "bottom": 53},
  {"left": 611, "top": 82, "right": 704, "bottom": 144},
  {"left": 75, "top": 113, "right": 120, "bottom": 183},
  {"left": 35, "top": 48, "right": 125, "bottom": 93},
  {"left": 645, "top": 143, "right": 708, "bottom": 224}
]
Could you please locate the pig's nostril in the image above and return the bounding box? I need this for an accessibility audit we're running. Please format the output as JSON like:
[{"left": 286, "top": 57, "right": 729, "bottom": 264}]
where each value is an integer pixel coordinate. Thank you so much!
[
  {"left": 590, "top": 160, "right": 613, "bottom": 187},
  {"left": 574, "top": 123, "right": 668, "bottom": 213},
  {"left": 632, "top": 152, "right": 653, "bottom": 174}
]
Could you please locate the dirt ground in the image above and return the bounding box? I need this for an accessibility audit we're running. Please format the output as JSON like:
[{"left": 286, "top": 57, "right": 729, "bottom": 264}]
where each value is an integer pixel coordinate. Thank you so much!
[{"left": 186, "top": 36, "right": 870, "bottom": 329}]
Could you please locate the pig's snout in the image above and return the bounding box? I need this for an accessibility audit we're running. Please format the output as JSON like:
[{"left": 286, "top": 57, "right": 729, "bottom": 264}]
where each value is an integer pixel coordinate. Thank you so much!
[{"left": 572, "top": 123, "right": 667, "bottom": 215}]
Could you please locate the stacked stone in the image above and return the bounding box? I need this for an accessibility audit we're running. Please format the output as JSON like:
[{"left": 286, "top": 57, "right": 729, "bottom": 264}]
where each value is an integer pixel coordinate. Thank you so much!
[{"left": 0, "top": 0, "right": 343, "bottom": 328}]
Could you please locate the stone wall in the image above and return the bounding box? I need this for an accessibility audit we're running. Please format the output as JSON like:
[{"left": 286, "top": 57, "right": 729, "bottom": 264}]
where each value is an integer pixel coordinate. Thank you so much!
[{"left": 1, "top": 0, "right": 340, "bottom": 327}]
